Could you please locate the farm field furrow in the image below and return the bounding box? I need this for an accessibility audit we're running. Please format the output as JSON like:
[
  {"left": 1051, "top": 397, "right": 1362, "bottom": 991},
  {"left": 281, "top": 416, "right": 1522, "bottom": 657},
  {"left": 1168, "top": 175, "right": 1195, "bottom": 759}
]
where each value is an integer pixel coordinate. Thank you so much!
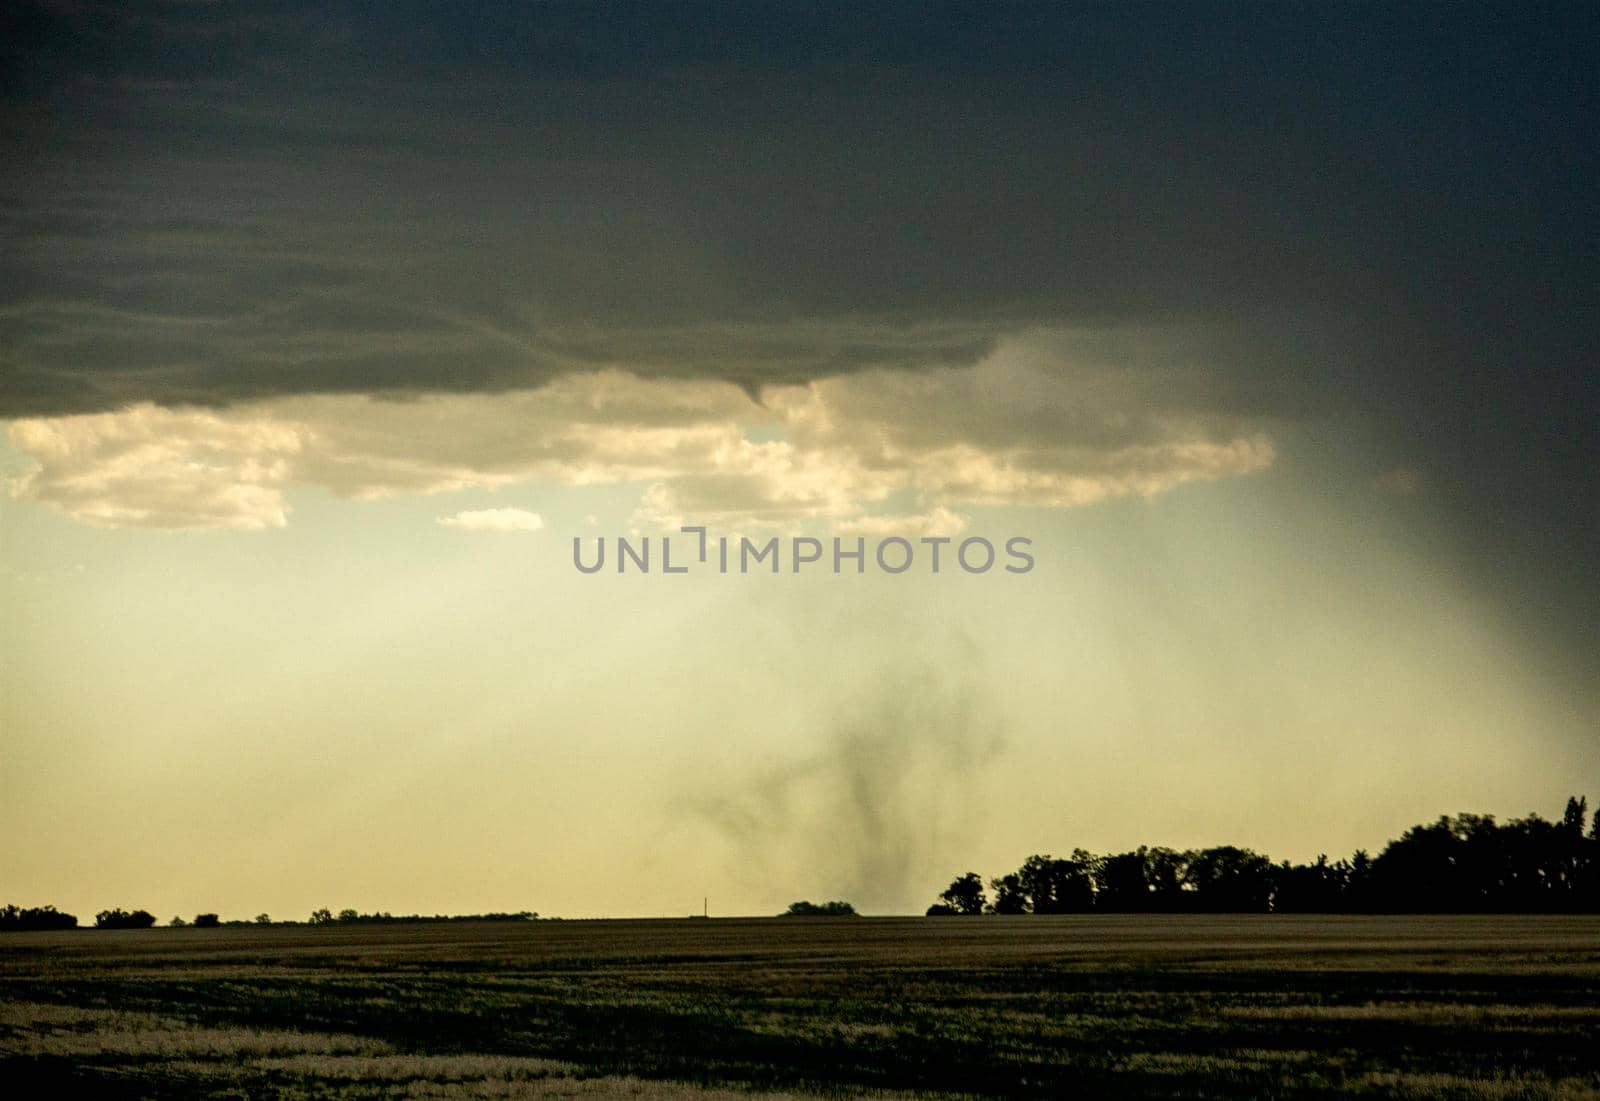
[{"left": 4, "top": 915, "right": 1598, "bottom": 1099}]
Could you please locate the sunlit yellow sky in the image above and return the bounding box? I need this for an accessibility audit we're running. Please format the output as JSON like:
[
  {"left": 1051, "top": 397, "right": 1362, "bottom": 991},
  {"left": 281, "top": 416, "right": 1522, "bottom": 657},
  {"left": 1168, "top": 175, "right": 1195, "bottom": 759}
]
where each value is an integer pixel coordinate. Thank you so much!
[
  {"left": 2, "top": 378, "right": 1589, "bottom": 919},
  {"left": 2, "top": 4, "right": 1595, "bottom": 920}
]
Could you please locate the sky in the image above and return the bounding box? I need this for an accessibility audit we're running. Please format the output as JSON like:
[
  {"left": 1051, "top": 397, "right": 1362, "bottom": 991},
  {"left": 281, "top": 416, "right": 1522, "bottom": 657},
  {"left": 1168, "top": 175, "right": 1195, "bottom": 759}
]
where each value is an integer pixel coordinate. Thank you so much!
[{"left": 2, "top": 2, "right": 1595, "bottom": 920}]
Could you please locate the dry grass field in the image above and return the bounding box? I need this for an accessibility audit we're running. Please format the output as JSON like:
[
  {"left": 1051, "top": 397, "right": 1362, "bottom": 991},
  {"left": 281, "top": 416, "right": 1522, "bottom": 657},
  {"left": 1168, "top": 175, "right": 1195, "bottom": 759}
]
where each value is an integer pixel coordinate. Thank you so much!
[{"left": 3, "top": 915, "right": 1598, "bottom": 1098}]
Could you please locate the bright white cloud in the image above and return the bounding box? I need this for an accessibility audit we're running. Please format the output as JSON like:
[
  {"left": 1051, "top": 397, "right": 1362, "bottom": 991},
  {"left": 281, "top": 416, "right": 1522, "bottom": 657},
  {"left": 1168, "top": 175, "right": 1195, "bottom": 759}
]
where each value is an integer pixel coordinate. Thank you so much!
[
  {"left": 6, "top": 333, "right": 1278, "bottom": 531},
  {"left": 436, "top": 508, "right": 545, "bottom": 532},
  {"left": 6, "top": 404, "right": 302, "bottom": 529}
]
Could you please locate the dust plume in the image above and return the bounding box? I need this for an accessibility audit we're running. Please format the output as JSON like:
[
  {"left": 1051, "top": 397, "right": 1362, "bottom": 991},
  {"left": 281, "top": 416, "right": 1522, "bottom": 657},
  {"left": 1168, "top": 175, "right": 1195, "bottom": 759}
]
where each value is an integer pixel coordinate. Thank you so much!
[{"left": 685, "top": 633, "right": 1008, "bottom": 914}]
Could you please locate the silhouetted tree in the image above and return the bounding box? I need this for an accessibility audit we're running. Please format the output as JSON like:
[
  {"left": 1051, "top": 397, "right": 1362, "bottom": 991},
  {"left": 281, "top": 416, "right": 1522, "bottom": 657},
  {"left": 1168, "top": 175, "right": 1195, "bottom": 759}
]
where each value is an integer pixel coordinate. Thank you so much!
[
  {"left": 989, "top": 873, "right": 1028, "bottom": 914},
  {"left": 193, "top": 913, "right": 220, "bottom": 928},
  {"left": 95, "top": 908, "right": 156, "bottom": 929},
  {"left": 1018, "top": 854, "right": 1094, "bottom": 913},
  {"left": 1563, "top": 796, "right": 1587, "bottom": 834},
  {"left": 924, "top": 795, "right": 1600, "bottom": 916},
  {"left": 1367, "top": 811, "right": 1564, "bottom": 912},
  {"left": 782, "top": 900, "right": 857, "bottom": 916},
  {"left": 1184, "top": 847, "right": 1274, "bottom": 911},
  {"left": 1145, "top": 848, "right": 1190, "bottom": 910},
  {"left": 1368, "top": 816, "right": 1465, "bottom": 911},
  {"left": 1346, "top": 849, "right": 1374, "bottom": 911},
  {"left": 0, "top": 905, "right": 77, "bottom": 931},
  {"left": 1094, "top": 850, "right": 1151, "bottom": 911},
  {"left": 1555, "top": 797, "right": 1590, "bottom": 904},
  {"left": 309, "top": 908, "right": 334, "bottom": 925},
  {"left": 1272, "top": 855, "right": 1349, "bottom": 912},
  {"left": 1578, "top": 805, "right": 1600, "bottom": 910},
  {"left": 937, "top": 872, "right": 987, "bottom": 915}
]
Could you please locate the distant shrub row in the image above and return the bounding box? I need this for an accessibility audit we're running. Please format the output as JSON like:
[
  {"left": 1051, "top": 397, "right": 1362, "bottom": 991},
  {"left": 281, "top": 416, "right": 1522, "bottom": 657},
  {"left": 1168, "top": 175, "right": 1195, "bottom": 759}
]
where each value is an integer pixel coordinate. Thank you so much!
[
  {"left": 1, "top": 907, "right": 184, "bottom": 930},
  {"left": 0, "top": 905, "right": 78, "bottom": 931},
  {"left": 781, "top": 900, "right": 858, "bottom": 916},
  {"left": 306, "top": 909, "right": 538, "bottom": 925},
  {"left": 928, "top": 795, "right": 1600, "bottom": 915},
  {"left": 0, "top": 907, "right": 536, "bottom": 932}
]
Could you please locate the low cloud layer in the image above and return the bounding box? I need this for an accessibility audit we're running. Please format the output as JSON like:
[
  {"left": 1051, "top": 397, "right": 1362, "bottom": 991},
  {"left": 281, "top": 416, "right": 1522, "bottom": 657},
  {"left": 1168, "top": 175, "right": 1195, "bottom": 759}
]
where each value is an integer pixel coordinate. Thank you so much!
[
  {"left": 7, "top": 335, "right": 1276, "bottom": 531},
  {"left": 8, "top": 404, "right": 302, "bottom": 529}
]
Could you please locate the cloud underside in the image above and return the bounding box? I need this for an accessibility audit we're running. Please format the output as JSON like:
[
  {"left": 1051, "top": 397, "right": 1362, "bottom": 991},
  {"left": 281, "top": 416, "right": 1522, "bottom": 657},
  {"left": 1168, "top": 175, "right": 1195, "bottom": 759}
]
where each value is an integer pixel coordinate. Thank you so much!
[{"left": 6, "top": 333, "right": 1273, "bottom": 531}]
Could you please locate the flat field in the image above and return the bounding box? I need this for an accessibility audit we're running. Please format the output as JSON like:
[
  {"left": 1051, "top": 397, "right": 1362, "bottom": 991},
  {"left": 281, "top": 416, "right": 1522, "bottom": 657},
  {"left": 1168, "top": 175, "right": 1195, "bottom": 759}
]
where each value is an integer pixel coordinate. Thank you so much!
[{"left": 3, "top": 915, "right": 1598, "bottom": 1099}]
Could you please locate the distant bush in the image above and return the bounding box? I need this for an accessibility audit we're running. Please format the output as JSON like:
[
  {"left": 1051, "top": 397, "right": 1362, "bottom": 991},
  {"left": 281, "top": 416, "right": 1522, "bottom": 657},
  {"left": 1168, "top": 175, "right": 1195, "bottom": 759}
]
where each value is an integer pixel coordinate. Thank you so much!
[
  {"left": 782, "top": 900, "right": 857, "bottom": 917},
  {"left": 94, "top": 908, "right": 156, "bottom": 929},
  {"left": 193, "top": 913, "right": 221, "bottom": 928},
  {"left": 1, "top": 904, "right": 78, "bottom": 931}
]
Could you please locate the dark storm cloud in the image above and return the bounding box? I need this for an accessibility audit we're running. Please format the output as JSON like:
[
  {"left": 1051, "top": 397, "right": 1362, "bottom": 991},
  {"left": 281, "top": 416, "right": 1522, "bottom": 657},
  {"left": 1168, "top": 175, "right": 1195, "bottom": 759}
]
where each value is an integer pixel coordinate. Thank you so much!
[
  {"left": 3, "top": 2, "right": 1596, "bottom": 673},
  {"left": 6, "top": 2, "right": 1588, "bottom": 401}
]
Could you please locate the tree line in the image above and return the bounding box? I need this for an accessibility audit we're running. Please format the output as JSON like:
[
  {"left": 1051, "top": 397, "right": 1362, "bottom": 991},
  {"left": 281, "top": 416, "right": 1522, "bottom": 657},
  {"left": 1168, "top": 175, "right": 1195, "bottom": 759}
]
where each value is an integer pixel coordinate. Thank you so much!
[
  {"left": 929, "top": 796, "right": 1600, "bottom": 915},
  {"left": 7, "top": 797, "right": 1597, "bottom": 928},
  {"left": 0, "top": 907, "right": 171, "bottom": 930}
]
